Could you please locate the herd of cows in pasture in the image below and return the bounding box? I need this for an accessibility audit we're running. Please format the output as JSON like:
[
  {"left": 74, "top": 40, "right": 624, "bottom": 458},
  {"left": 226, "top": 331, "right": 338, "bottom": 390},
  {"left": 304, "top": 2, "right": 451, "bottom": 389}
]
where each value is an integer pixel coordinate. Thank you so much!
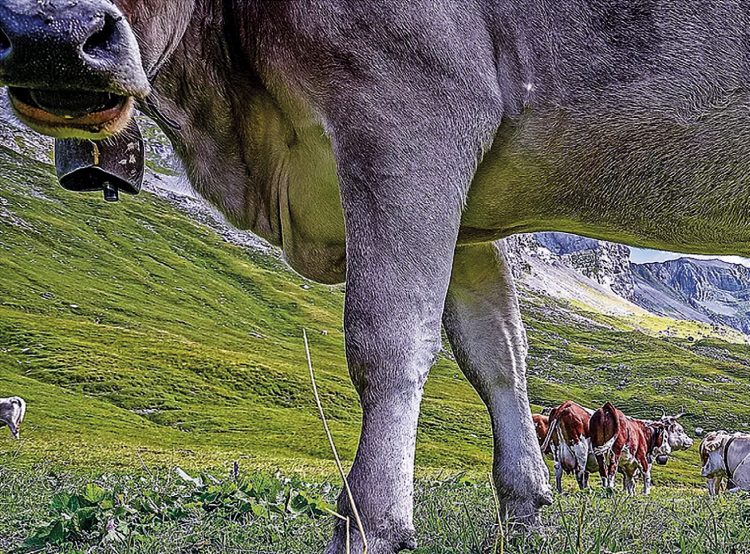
[
  {"left": 2, "top": 394, "right": 749, "bottom": 496},
  {"left": 534, "top": 401, "right": 750, "bottom": 495}
]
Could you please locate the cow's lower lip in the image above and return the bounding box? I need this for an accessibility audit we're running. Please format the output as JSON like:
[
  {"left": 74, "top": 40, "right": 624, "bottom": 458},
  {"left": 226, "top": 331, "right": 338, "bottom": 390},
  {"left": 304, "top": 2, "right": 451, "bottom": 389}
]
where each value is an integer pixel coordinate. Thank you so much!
[{"left": 8, "top": 88, "right": 132, "bottom": 138}]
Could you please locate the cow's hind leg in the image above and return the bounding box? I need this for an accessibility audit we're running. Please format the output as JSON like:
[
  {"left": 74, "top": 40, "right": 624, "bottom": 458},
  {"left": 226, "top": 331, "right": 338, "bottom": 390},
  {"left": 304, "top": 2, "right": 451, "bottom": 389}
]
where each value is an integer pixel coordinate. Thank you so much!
[
  {"left": 595, "top": 453, "right": 608, "bottom": 488},
  {"left": 575, "top": 469, "right": 587, "bottom": 490},
  {"left": 597, "top": 451, "right": 619, "bottom": 489},
  {"left": 443, "top": 242, "right": 553, "bottom": 523},
  {"left": 623, "top": 471, "right": 635, "bottom": 495},
  {"left": 608, "top": 462, "right": 619, "bottom": 489},
  {"left": 554, "top": 460, "right": 564, "bottom": 493}
]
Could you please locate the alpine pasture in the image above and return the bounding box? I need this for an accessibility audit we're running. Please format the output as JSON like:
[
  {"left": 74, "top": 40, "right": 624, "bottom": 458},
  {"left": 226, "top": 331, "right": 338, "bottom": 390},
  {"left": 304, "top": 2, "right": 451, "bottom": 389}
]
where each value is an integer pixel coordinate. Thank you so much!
[{"left": 1, "top": 142, "right": 750, "bottom": 552}]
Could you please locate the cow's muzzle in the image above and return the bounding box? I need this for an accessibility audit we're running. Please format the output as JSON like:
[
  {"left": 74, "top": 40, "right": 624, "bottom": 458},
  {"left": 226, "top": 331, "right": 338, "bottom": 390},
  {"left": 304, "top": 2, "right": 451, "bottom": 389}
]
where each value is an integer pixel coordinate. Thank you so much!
[{"left": 0, "top": 1, "right": 149, "bottom": 139}]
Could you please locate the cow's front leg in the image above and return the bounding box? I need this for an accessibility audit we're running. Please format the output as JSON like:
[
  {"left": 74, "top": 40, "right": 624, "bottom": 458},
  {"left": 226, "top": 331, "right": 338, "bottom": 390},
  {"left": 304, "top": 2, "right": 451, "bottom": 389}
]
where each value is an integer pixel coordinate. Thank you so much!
[
  {"left": 323, "top": 118, "right": 483, "bottom": 554},
  {"left": 573, "top": 441, "right": 590, "bottom": 490},
  {"left": 642, "top": 467, "right": 652, "bottom": 495},
  {"left": 706, "top": 477, "right": 715, "bottom": 496},
  {"left": 443, "top": 242, "right": 553, "bottom": 523}
]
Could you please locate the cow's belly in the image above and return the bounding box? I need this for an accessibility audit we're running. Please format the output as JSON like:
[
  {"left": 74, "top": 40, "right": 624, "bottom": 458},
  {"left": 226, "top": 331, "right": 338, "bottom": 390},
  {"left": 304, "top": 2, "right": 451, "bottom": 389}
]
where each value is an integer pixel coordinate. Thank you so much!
[
  {"left": 279, "top": 94, "right": 750, "bottom": 283},
  {"left": 462, "top": 99, "right": 750, "bottom": 257}
]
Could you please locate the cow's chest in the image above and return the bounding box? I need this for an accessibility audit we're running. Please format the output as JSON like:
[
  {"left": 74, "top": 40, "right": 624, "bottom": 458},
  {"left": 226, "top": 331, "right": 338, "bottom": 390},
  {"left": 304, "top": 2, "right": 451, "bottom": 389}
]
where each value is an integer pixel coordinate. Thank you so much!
[
  {"left": 276, "top": 126, "right": 346, "bottom": 283},
  {"left": 236, "top": 88, "right": 347, "bottom": 283}
]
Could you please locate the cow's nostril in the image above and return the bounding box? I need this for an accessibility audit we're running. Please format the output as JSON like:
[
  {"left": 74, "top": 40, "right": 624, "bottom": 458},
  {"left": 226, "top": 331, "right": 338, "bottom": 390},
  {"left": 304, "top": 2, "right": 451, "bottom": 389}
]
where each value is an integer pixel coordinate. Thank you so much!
[{"left": 82, "top": 14, "right": 119, "bottom": 58}]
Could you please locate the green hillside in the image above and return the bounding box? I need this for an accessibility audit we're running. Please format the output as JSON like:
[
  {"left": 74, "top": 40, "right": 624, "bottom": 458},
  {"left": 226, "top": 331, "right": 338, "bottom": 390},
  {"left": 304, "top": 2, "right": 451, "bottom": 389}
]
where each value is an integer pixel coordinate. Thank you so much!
[{"left": 2, "top": 143, "right": 750, "bottom": 487}]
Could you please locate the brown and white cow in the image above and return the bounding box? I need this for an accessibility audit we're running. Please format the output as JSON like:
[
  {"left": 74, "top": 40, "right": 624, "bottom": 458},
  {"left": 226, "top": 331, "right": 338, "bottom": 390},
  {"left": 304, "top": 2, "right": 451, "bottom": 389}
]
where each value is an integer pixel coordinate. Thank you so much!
[
  {"left": 540, "top": 401, "right": 598, "bottom": 492},
  {"left": 0, "top": 396, "right": 26, "bottom": 439},
  {"left": 590, "top": 402, "right": 693, "bottom": 495}
]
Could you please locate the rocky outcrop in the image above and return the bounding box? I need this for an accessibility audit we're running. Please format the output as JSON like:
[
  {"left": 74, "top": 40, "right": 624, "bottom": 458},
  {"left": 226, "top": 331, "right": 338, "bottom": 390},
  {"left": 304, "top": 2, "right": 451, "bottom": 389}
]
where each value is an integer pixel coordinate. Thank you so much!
[{"left": 508, "top": 232, "right": 635, "bottom": 298}]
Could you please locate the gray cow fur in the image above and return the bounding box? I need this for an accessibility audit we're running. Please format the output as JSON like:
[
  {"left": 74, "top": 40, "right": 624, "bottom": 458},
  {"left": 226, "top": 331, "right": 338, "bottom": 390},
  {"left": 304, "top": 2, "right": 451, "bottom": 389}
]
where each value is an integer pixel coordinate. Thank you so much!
[{"left": 5, "top": 1, "right": 750, "bottom": 552}]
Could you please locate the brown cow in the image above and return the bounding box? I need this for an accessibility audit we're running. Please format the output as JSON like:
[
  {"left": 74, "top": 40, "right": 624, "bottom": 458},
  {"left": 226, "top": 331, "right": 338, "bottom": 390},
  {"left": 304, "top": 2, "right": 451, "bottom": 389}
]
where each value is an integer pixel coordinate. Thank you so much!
[
  {"left": 590, "top": 403, "right": 692, "bottom": 495},
  {"left": 540, "top": 401, "right": 598, "bottom": 492}
]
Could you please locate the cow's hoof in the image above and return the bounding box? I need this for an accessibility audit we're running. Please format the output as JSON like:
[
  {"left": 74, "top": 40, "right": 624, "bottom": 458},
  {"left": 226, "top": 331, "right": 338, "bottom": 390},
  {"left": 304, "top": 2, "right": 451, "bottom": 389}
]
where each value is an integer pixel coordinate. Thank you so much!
[
  {"left": 498, "top": 487, "right": 552, "bottom": 528},
  {"left": 325, "top": 524, "right": 417, "bottom": 554}
]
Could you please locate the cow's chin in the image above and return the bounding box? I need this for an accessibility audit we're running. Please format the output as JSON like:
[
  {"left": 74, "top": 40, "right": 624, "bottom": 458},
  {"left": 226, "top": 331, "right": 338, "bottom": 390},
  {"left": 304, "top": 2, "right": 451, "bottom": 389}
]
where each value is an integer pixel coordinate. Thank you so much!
[{"left": 8, "top": 88, "right": 134, "bottom": 140}]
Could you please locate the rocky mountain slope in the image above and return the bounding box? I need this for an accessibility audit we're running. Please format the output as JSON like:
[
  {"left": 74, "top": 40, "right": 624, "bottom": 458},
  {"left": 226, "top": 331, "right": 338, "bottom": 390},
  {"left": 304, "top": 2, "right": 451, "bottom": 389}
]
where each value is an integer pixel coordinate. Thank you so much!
[
  {"left": 508, "top": 230, "right": 750, "bottom": 336},
  {"left": 632, "top": 258, "right": 750, "bottom": 334}
]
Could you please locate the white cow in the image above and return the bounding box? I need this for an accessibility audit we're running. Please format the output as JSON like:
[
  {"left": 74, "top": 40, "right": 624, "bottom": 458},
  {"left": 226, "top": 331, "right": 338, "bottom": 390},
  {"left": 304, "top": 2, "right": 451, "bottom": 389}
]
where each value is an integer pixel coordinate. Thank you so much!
[
  {"left": 701, "top": 431, "right": 750, "bottom": 493},
  {"left": 0, "top": 396, "right": 26, "bottom": 439}
]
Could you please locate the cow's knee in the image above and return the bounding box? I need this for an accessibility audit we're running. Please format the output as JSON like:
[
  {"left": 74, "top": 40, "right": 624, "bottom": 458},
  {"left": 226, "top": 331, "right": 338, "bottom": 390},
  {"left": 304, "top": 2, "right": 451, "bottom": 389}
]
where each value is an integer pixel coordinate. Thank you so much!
[{"left": 345, "top": 299, "right": 439, "bottom": 394}]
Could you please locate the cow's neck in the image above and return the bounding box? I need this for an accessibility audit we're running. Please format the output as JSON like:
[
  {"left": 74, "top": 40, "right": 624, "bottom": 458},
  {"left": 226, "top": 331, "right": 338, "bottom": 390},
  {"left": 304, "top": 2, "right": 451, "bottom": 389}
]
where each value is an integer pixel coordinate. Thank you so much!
[
  {"left": 144, "top": 0, "right": 285, "bottom": 246},
  {"left": 644, "top": 424, "right": 663, "bottom": 456}
]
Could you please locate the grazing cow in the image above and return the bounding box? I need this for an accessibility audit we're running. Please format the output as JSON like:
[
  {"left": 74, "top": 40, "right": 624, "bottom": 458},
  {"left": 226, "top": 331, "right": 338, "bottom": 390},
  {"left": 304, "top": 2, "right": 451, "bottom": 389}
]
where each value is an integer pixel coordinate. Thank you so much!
[
  {"left": 540, "top": 401, "right": 598, "bottom": 492},
  {"left": 4, "top": 1, "right": 750, "bottom": 551},
  {"left": 0, "top": 396, "right": 26, "bottom": 439},
  {"left": 701, "top": 431, "right": 750, "bottom": 493},
  {"left": 590, "top": 403, "right": 693, "bottom": 495}
]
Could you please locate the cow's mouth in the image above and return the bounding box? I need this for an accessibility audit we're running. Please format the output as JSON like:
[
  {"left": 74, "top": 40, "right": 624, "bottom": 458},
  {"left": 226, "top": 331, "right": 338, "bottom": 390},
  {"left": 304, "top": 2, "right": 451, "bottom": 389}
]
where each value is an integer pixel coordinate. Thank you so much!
[{"left": 8, "top": 87, "right": 133, "bottom": 139}]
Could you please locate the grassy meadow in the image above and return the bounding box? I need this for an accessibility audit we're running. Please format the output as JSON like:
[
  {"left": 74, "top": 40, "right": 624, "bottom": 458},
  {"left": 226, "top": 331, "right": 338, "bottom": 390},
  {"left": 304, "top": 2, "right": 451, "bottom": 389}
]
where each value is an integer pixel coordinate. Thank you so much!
[
  {"left": 2, "top": 466, "right": 749, "bottom": 553},
  {"left": 1, "top": 142, "right": 750, "bottom": 551}
]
